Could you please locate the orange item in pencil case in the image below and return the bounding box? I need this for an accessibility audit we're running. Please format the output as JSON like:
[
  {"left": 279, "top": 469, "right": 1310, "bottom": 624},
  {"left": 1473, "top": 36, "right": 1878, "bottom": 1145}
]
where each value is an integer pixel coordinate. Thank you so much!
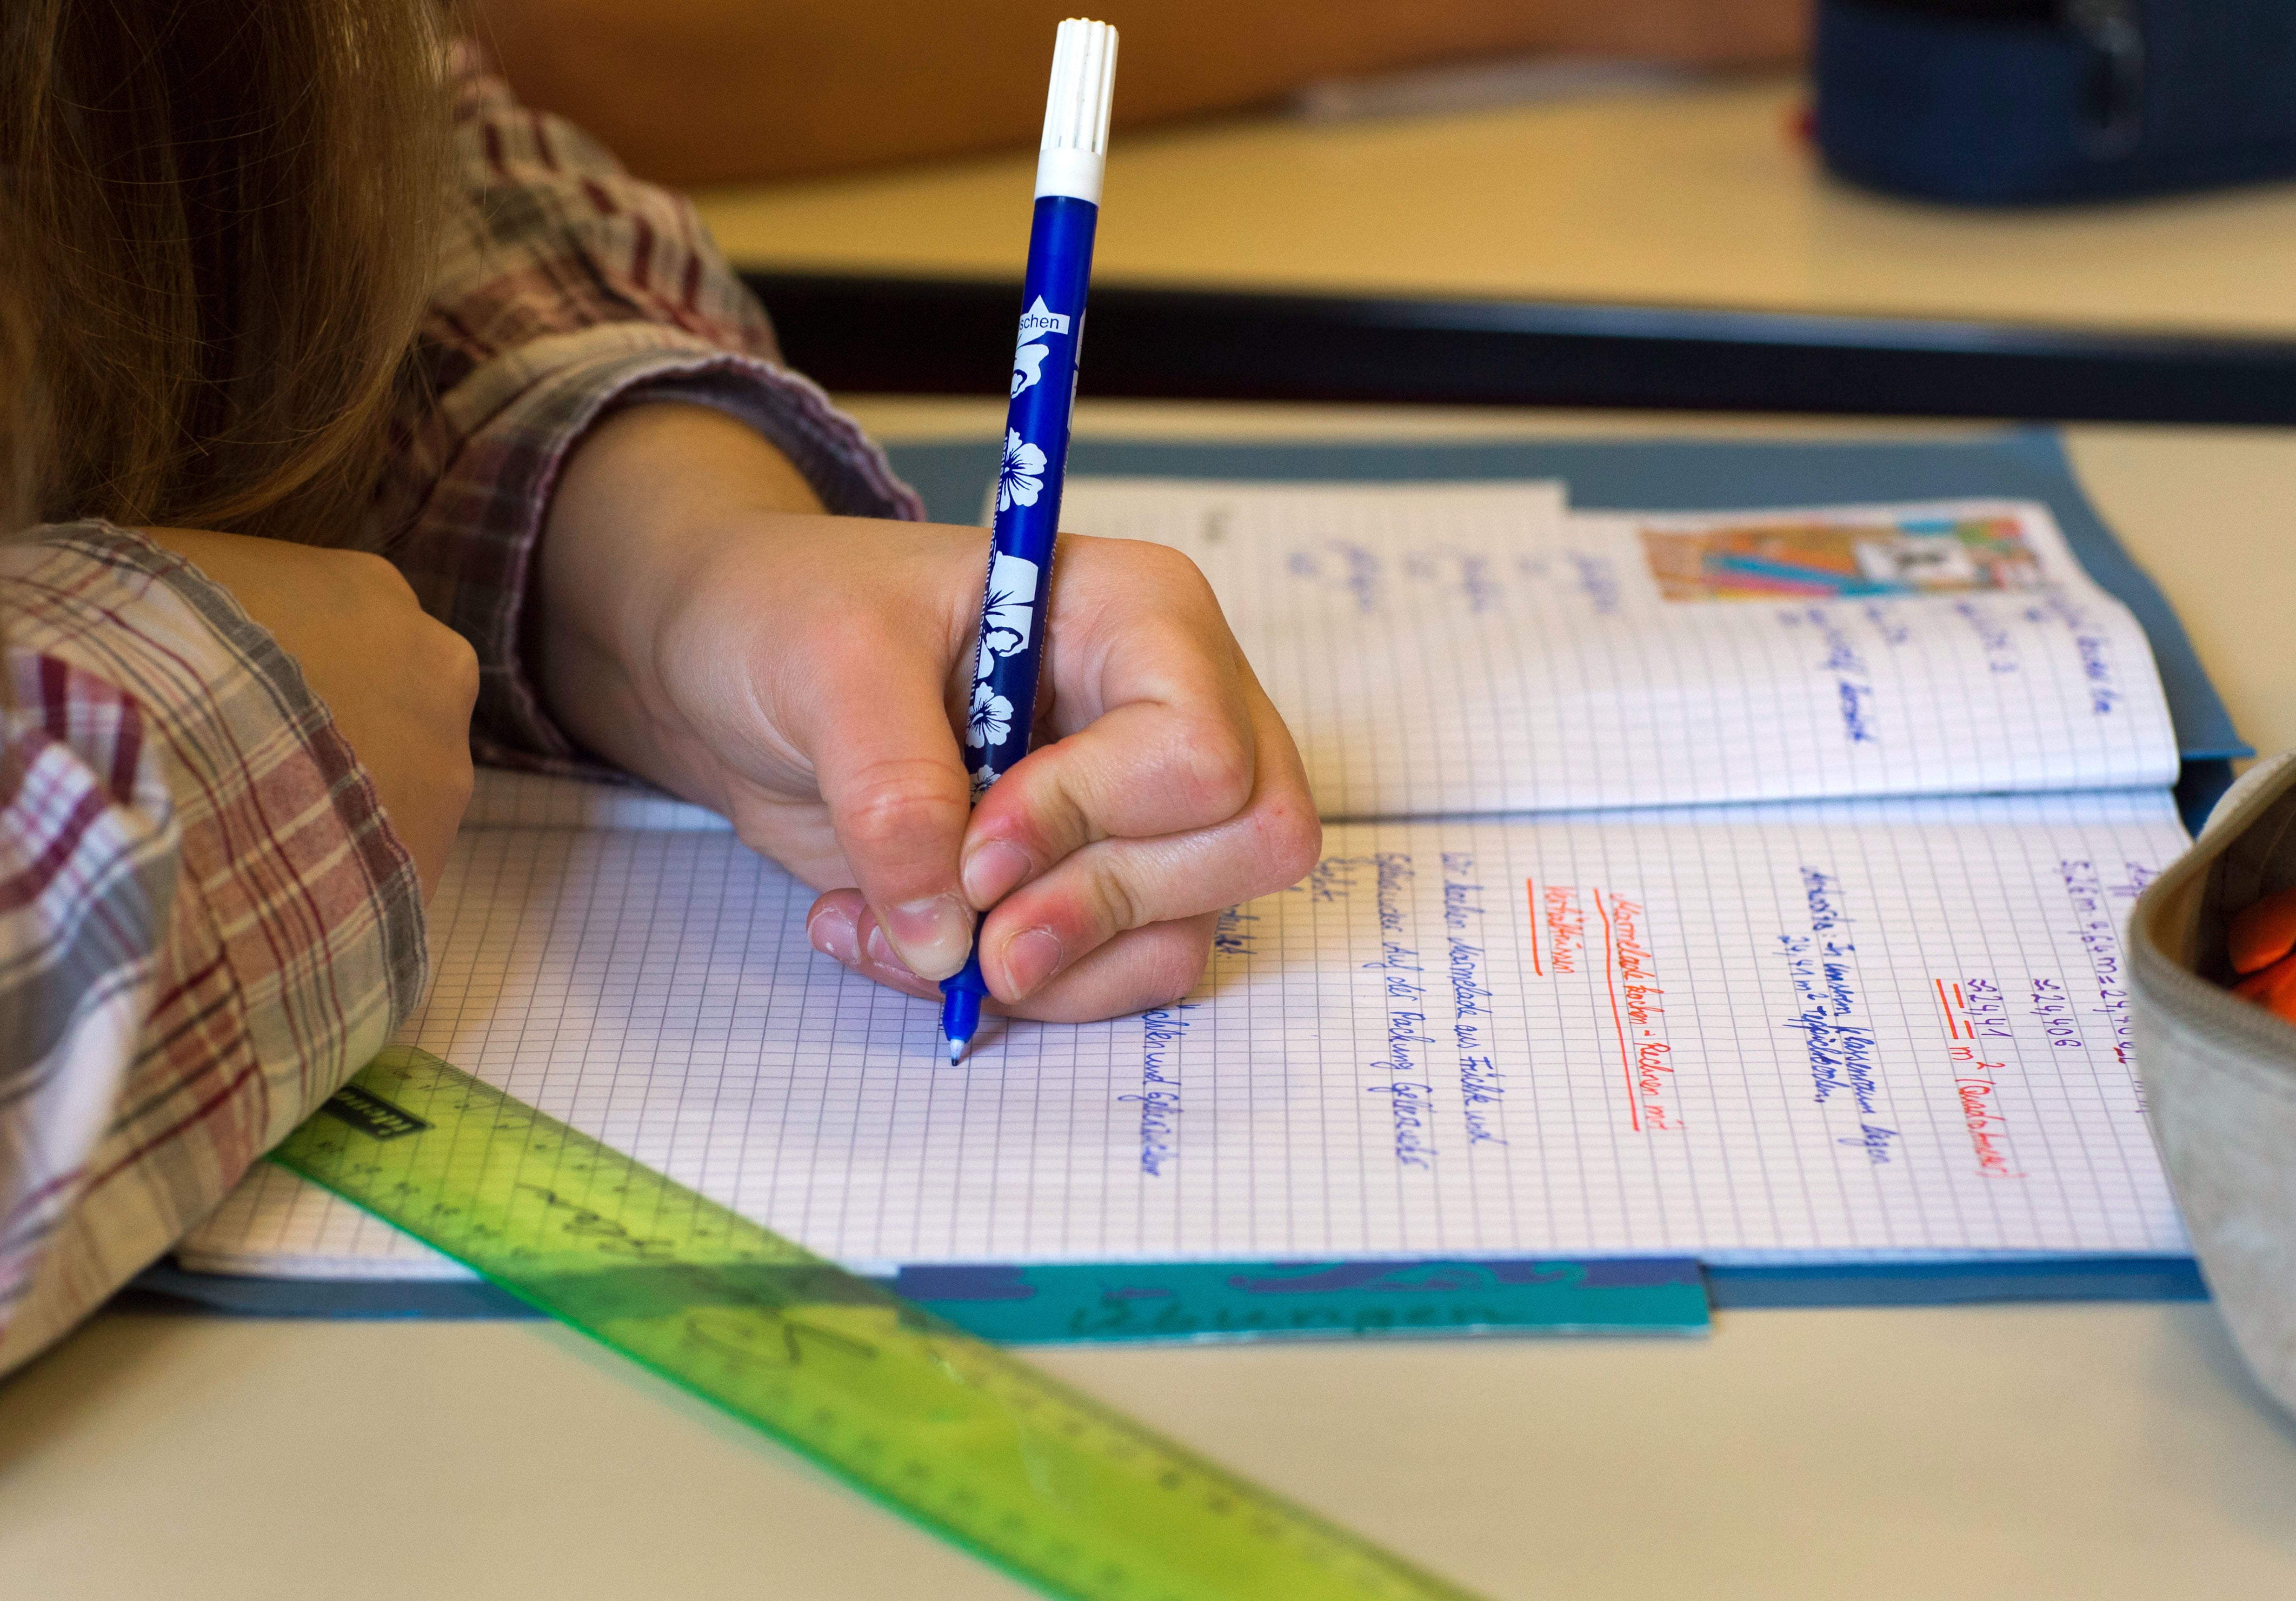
[
  {"left": 2232, "top": 951, "right": 2296, "bottom": 1025},
  {"left": 2229, "top": 884, "right": 2296, "bottom": 978}
]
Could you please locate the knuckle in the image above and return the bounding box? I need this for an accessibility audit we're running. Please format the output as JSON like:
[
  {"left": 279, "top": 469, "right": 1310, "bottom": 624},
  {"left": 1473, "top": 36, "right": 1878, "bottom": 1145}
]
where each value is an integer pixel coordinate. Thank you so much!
[
  {"left": 1139, "top": 925, "right": 1211, "bottom": 1009},
  {"left": 1088, "top": 859, "right": 1146, "bottom": 937},
  {"left": 1267, "top": 801, "right": 1324, "bottom": 889},
  {"left": 1078, "top": 537, "right": 1214, "bottom": 603},
  {"left": 1125, "top": 537, "right": 1209, "bottom": 588},
  {"left": 1138, "top": 543, "right": 1222, "bottom": 615},
  {"left": 836, "top": 758, "right": 968, "bottom": 853},
  {"left": 1176, "top": 724, "right": 1254, "bottom": 819},
  {"left": 419, "top": 618, "right": 480, "bottom": 704},
  {"left": 340, "top": 548, "right": 412, "bottom": 599},
  {"left": 1018, "top": 766, "right": 1097, "bottom": 857},
  {"left": 444, "top": 632, "right": 481, "bottom": 704}
]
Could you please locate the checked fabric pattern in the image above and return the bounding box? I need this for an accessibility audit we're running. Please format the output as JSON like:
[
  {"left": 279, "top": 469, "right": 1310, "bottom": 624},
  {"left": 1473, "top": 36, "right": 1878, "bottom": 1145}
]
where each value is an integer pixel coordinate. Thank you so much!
[{"left": 0, "top": 45, "right": 917, "bottom": 1375}]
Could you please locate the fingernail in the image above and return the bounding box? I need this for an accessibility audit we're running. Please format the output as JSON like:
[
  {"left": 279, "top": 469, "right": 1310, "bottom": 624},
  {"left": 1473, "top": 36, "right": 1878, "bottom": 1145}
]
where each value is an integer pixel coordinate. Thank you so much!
[
  {"left": 883, "top": 894, "right": 975, "bottom": 981},
  {"left": 1001, "top": 927, "right": 1065, "bottom": 1000},
  {"left": 961, "top": 840, "right": 1034, "bottom": 909},
  {"left": 864, "top": 920, "right": 907, "bottom": 971},
  {"left": 807, "top": 902, "right": 858, "bottom": 965}
]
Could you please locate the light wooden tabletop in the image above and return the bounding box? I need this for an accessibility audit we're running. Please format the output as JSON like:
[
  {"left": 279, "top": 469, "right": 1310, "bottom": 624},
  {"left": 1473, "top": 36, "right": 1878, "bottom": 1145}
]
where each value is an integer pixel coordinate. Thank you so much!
[
  {"left": 694, "top": 73, "right": 2296, "bottom": 338},
  {"left": 6, "top": 400, "right": 2294, "bottom": 1601}
]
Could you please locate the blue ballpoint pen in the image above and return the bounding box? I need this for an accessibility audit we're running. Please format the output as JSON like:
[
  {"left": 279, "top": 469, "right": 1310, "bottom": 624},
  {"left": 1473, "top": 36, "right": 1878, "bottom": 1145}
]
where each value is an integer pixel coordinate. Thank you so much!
[{"left": 941, "top": 19, "right": 1118, "bottom": 1063}]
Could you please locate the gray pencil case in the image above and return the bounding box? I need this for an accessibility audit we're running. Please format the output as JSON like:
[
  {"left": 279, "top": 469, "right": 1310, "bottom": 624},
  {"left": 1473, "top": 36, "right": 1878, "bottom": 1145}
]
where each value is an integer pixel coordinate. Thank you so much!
[{"left": 2132, "top": 749, "right": 2296, "bottom": 1417}]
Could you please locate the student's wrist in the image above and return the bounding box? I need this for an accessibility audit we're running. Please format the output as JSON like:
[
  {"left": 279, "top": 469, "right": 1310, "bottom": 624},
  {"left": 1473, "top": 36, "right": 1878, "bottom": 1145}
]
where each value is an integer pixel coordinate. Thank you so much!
[{"left": 537, "top": 402, "right": 829, "bottom": 799}]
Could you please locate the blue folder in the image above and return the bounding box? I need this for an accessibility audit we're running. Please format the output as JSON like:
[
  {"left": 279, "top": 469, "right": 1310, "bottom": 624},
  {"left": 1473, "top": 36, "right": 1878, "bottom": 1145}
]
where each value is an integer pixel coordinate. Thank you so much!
[{"left": 135, "top": 429, "right": 2239, "bottom": 1325}]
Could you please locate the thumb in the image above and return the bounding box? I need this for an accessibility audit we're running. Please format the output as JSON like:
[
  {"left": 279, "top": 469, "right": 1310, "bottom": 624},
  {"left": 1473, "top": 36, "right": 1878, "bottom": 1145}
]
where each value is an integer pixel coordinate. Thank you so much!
[{"left": 799, "top": 644, "right": 976, "bottom": 981}]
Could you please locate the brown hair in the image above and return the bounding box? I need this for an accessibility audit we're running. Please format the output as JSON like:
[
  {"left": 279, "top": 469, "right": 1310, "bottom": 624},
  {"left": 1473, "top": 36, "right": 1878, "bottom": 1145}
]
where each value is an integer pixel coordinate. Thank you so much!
[
  {"left": 2, "top": 0, "right": 452, "bottom": 546},
  {"left": 0, "top": 226, "right": 39, "bottom": 540}
]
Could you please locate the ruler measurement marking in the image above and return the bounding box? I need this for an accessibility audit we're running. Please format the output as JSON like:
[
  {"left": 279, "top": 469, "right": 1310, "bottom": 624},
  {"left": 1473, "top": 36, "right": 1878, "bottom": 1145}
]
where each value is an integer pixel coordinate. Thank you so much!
[{"left": 274, "top": 1048, "right": 1484, "bottom": 1601}]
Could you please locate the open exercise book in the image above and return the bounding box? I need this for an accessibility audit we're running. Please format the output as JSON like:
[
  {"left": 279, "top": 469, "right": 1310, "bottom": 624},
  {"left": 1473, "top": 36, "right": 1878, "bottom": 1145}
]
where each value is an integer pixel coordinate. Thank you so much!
[{"left": 181, "top": 480, "right": 2194, "bottom": 1285}]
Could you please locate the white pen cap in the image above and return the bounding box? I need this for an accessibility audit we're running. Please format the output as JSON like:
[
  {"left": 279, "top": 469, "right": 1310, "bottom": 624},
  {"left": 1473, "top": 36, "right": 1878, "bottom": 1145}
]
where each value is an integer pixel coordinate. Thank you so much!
[{"left": 1033, "top": 19, "right": 1118, "bottom": 204}]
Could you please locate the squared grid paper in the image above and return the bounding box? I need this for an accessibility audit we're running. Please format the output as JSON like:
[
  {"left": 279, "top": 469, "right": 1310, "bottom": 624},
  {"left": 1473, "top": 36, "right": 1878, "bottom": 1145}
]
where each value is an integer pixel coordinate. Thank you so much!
[
  {"left": 1056, "top": 480, "right": 2180, "bottom": 817},
  {"left": 180, "top": 788, "right": 2194, "bottom": 1281}
]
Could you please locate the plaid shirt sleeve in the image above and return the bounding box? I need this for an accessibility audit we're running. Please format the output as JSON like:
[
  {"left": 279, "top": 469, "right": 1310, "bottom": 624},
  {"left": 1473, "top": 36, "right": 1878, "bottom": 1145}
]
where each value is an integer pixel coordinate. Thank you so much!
[
  {"left": 0, "top": 525, "right": 425, "bottom": 1375},
  {"left": 378, "top": 43, "right": 924, "bottom": 777}
]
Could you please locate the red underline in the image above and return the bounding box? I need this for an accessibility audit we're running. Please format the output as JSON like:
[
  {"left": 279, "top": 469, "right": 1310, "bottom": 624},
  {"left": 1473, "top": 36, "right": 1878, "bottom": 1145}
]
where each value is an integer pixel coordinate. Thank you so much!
[
  {"left": 1525, "top": 878, "right": 1544, "bottom": 977},
  {"left": 1935, "top": 977, "right": 1968, "bottom": 1038},
  {"left": 1594, "top": 885, "right": 1639, "bottom": 1133}
]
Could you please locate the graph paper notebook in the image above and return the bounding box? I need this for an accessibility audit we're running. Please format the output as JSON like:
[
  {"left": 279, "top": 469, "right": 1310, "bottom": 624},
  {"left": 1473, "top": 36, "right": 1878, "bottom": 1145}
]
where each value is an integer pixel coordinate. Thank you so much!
[
  {"left": 176, "top": 480, "right": 2197, "bottom": 1290},
  {"left": 180, "top": 777, "right": 2190, "bottom": 1281},
  {"left": 1061, "top": 482, "right": 2177, "bottom": 818}
]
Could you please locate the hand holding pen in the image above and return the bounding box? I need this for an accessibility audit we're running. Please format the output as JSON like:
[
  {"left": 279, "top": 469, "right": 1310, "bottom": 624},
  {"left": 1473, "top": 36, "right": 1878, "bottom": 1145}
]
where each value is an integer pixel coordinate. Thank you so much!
[{"left": 538, "top": 23, "right": 1317, "bottom": 1039}]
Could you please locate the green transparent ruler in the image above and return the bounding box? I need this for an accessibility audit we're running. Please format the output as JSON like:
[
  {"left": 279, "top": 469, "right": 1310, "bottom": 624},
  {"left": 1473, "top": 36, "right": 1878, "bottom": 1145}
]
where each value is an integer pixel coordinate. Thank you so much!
[{"left": 273, "top": 1047, "right": 1488, "bottom": 1601}]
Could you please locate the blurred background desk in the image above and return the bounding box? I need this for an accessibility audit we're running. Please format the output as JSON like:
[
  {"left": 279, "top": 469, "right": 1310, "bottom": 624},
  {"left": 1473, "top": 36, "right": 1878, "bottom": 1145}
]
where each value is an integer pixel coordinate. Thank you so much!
[
  {"left": 694, "top": 71, "right": 2296, "bottom": 336},
  {"left": 692, "top": 73, "right": 2296, "bottom": 425}
]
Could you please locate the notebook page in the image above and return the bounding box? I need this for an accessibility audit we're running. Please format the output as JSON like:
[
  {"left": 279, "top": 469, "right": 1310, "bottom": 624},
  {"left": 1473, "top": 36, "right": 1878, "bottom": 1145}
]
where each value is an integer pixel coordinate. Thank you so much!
[
  {"left": 1057, "top": 480, "right": 2180, "bottom": 817},
  {"left": 182, "top": 789, "right": 2192, "bottom": 1279},
  {"left": 458, "top": 766, "right": 730, "bottom": 831}
]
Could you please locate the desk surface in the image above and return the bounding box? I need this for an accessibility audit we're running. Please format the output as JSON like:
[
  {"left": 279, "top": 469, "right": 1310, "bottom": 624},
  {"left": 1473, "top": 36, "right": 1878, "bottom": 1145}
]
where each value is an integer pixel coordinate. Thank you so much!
[
  {"left": 5, "top": 403, "right": 2293, "bottom": 1600},
  {"left": 694, "top": 75, "right": 2296, "bottom": 339},
  {"left": 7, "top": 1302, "right": 2296, "bottom": 1601}
]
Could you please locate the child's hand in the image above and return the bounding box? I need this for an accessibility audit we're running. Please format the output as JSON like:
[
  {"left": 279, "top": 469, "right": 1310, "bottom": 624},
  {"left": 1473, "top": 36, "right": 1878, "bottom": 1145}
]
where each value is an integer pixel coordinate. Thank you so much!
[
  {"left": 141, "top": 528, "right": 479, "bottom": 898},
  {"left": 539, "top": 404, "right": 1320, "bottom": 1022}
]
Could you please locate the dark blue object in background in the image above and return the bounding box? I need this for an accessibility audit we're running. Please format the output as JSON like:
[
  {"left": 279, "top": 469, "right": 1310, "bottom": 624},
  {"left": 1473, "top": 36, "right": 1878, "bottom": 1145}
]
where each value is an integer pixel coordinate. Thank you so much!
[{"left": 1817, "top": 0, "right": 2296, "bottom": 204}]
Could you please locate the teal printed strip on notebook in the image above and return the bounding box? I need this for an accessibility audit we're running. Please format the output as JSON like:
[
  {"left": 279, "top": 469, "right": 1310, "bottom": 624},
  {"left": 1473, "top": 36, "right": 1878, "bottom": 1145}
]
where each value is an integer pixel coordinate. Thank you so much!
[
  {"left": 892, "top": 1259, "right": 1709, "bottom": 1343},
  {"left": 137, "top": 1255, "right": 1712, "bottom": 1338}
]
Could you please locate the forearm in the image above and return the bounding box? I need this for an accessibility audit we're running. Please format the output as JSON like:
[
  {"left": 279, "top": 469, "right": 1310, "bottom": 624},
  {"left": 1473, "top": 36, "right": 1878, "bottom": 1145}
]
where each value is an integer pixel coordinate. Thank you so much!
[
  {"left": 380, "top": 46, "right": 920, "bottom": 777},
  {"left": 472, "top": 0, "right": 1810, "bottom": 185}
]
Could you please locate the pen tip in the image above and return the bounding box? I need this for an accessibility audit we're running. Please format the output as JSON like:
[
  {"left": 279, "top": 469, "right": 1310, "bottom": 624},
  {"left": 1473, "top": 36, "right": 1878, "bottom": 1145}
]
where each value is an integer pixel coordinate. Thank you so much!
[{"left": 947, "top": 1038, "right": 967, "bottom": 1065}]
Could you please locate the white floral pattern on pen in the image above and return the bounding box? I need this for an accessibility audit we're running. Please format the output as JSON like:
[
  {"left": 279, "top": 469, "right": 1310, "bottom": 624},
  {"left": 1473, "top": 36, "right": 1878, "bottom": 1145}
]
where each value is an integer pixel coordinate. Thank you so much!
[
  {"left": 967, "top": 682, "right": 1015, "bottom": 749},
  {"left": 973, "top": 551, "right": 1041, "bottom": 683},
  {"left": 1012, "top": 338, "right": 1050, "bottom": 398},
  {"left": 998, "top": 428, "right": 1047, "bottom": 512}
]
